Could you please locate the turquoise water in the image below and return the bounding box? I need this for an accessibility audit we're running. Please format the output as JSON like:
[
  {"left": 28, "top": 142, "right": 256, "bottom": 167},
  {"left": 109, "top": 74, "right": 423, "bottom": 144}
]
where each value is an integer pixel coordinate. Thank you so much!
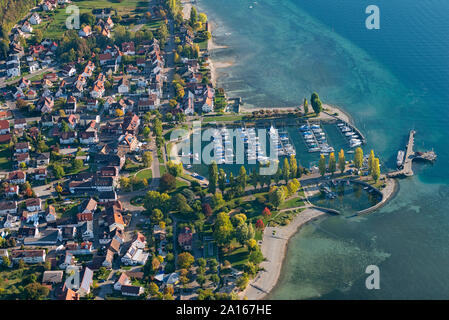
[{"left": 198, "top": 0, "right": 449, "bottom": 299}]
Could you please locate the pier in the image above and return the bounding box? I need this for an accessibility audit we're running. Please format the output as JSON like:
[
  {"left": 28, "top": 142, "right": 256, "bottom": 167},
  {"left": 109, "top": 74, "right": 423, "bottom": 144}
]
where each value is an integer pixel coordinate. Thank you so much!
[{"left": 388, "top": 130, "right": 436, "bottom": 178}]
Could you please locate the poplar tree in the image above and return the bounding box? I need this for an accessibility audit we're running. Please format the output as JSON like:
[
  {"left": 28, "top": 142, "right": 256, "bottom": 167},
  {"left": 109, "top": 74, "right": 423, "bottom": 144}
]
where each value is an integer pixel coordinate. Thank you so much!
[
  {"left": 368, "top": 150, "right": 375, "bottom": 174},
  {"left": 372, "top": 158, "right": 380, "bottom": 182},
  {"left": 218, "top": 169, "right": 226, "bottom": 193},
  {"left": 208, "top": 161, "right": 218, "bottom": 193},
  {"left": 303, "top": 98, "right": 309, "bottom": 114},
  {"left": 319, "top": 154, "right": 326, "bottom": 177},
  {"left": 338, "top": 149, "right": 346, "bottom": 173},
  {"left": 238, "top": 166, "right": 247, "bottom": 191},
  {"left": 283, "top": 158, "right": 290, "bottom": 182},
  {"left": 289, "top": 155, "right": 298, "bottom": 179},
  {"left": 328, "top": 152, "right": 336, "bottom": 175},
  {"left": 354, "top": 147, "right": 363, "bottom": 170}
]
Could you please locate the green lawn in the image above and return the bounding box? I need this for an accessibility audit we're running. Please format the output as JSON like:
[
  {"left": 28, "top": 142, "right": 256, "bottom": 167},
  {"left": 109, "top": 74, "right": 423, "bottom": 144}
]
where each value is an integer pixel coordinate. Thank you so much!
[
  {"left": 175, "top": 178, "right": 189, "bottom": 188},
  {"left": 0, "top": 147, "right": 11, "bottom": 171},
  {"left": 34, "top": 0, "right": 149, "bottom": 39},
  {"left": 278, "top": 196, "right": 305, "bottom": 210},
  {"left": 135, "top": 168, "right": 152, "bottom": 180},
  {"left": 222, "top": 245, "right": 249, "bottom": 270}
]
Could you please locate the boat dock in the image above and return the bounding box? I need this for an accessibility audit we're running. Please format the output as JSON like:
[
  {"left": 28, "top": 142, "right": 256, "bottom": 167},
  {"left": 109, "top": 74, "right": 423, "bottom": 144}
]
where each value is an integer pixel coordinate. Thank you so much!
[{"left": 388, "top": 130, "right": 436, "bottom": 178}]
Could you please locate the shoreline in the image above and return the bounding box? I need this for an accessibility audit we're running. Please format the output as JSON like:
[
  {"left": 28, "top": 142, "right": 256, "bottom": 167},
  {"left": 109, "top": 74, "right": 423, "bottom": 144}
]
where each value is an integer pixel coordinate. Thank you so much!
[
  {"left": 183, "top": 0, "right": 400, "bottom": 301},
  {"left": 241, "top": 207, "right": 327, "bottom": 300}
]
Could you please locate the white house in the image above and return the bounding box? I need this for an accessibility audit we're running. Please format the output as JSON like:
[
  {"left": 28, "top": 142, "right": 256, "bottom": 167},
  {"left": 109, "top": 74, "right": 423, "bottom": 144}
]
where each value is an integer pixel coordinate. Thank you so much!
[
  {"left": 118, "top": 77, "right": 129, "bottom": 94},
  {"left": 28, "top": 61, "right": 40, "bottom": 73},
  {"left": 21, "top": 22, "right": 33, "bottom": 33},
  {"left": 26, "top": 198, "right": 42, "bottom": 212},
  {"left": 11, "top": 249, "right": 46, "bottom": 264},
  {"left": 30, "top": 13, "right": 42, "bottom": 25},
  {"left": 7, "top": 64, "right": 20, "bottom": 78}
]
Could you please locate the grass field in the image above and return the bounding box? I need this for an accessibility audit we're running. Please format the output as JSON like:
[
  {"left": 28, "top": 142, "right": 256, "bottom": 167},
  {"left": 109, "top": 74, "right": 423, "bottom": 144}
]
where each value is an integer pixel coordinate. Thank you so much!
[
  {"left": 33, "top": 0, "right": 149, "bottom": 39},
  {"left": 0, "top": 146, "right": 11, "bottom": 171},
  {"left": 222, "top": 244, "right": 249, "bottom": 270},
  {"left": 135, "top": 168, "right": 152, "bottom": 180},
  {"left": 278, "top": 196, "right": 305, "bottom": 210}
]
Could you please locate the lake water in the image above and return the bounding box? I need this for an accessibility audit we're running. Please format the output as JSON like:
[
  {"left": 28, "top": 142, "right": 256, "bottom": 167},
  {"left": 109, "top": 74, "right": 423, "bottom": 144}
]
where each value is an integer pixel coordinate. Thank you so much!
[{"left": 197, "top": 0, "right": 449, "bottom": 299}]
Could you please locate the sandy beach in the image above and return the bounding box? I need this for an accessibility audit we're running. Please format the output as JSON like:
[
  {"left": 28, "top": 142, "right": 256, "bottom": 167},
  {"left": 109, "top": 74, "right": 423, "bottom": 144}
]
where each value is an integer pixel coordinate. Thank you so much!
[{"left": 241, "top": 207, "right": 327, "bottom": 300}]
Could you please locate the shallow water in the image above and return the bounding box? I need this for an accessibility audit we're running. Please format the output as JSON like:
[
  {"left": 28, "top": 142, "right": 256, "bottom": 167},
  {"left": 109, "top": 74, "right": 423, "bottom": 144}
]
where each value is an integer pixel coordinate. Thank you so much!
[{"left": 197, "top": 0, "right": 449, "bottom": 299}]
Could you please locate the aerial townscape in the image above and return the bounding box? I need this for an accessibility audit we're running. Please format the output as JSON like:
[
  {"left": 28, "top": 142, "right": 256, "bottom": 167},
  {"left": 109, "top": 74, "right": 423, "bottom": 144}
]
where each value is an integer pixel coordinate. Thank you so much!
[{"left": 0, "top": 0, "right": 437, "bottom": 301}]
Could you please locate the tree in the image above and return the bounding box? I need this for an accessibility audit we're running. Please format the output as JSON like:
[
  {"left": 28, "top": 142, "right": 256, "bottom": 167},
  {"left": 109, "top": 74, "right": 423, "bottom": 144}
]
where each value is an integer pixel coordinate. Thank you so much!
[
  {"left": 289, "top": 155, "right": 298, "bottom": 179},
  {"left": 202, "top": 203, "right": 212, "bottom": 218},
  {"left": 73, "top": 158, "right": 83, "bottom": 171},
  {"left": 208, "top": 161, "right": 218, "bottom": 193},
  {"left": 372, "top": 158, "right": 380, "bottom": 182},
  {"left": 115, "top": 109, "right": 124, "bottom": 117},
  {"left": 236, "top": 273, "right": 249, "bottom": 291},
  {"left": 328, "top": 152, "right": 336, "bottom": 175},
  {"left": 354, "top": 147, "right": 364, "bottom": 170},
  {"left": 16, "top": 99, "right": 28, "bottom": 109},
  {"left": 287, "top": 179, "right": 300, "bottom": 196},
  {"left": 319, "top": 154, "right": 326, "bottom": 177},
  {"left": 142, "top": 126, "right": 151, "bottom": 138},
  {"left": 211, "top": 274, "right": 220, "bottom": 286},
  {"left": 177, "top": 252, "right": 195, "bottom": 269},
  {"left": 214, "top": 212, "right": 234, "bottom": 247},
  {"left": 247, "top": 223, "right": 255, "bottom": 240},
  {"left": 235, "top": 223, "right": 249, "bottom": 245},
  {"left": 139, "top": 151, "right": 152, "bottom": 168},
  {"left": 52, "top": 164, "right": 65, "bottom": 179},
  {"left": 55, "top": 184, "right": 63, "bottom": 194},
  {"left": 80, "top": 12, "right": 96, "bottom": 25},
  {"left": 199, "top": 13, "right": 208, "bottom": 23},
  {"left": 218, "top": 169, "right": 226, "bottom": 193},
  {"left": 149, "top": 282, "right": 160, "bottom": 296},
  {"left": 282, "top": 158, "right": 290, "bottom": 182},
  {"left": 268, "top": 186, "right": 286, "bottom": 209},
  {"left": 262, "top": 207, "right": 271, "bottom": 218},
  {"left": 338, "top": 149, "right": 346, "bottom": 173},
  {"left": 238, "top": 166, "right": 247, "bottom": 191},
  {"left": 255, "top": 219, "right": 265, "bottom": 230},
  {"left": 23, "top": 283, "right": 49, "bottom": 300},
  {"left": 249, "top": 248, "right": 264, "bottom": 264},
  {"left": 303, "top": 98, "right": 309, "bottom": 114},
  {"left": 167, "top": 160, "right": 182, "bottom": 177},
  {"left": 171, "top": 193, "right": 192, "bottom": 213},
  {"left": 151, "top": 209, "right": 164, "bottom": 222},
  {"left": 144, "top": 190, "right": 171, "bottom": 213},
  {"left": 368, "top": 150, "right": 375, "bottom": 174},
  {"left": 212, "top": 192, "right": 225, "bottom": 208},
  {"left": 190, "top": 6, "right": 198, "bottom": 26},
  {"left": 120, "top": 176, "right": 132, "bottom": 191},
  {"left": 2, "top": 256, "right": 10, "bottom": 267},
  {"left": 250, "top": 169, "right": 259, "bottom": 190},
  {"left": 311, "top": 92, "right": 323, "bottom": 115},
  {"left": 159, "top": 173, "right": 176, "bottom": 192},
  {"left": 197, "top": 274, "right": 206, "bottom": 288}
]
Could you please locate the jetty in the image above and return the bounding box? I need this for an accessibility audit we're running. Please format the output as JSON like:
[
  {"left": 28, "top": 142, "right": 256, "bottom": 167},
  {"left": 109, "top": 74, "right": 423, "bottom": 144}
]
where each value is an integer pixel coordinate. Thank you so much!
[{"left": 388, "top": 130, "right": 436, "bottom": 178}]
